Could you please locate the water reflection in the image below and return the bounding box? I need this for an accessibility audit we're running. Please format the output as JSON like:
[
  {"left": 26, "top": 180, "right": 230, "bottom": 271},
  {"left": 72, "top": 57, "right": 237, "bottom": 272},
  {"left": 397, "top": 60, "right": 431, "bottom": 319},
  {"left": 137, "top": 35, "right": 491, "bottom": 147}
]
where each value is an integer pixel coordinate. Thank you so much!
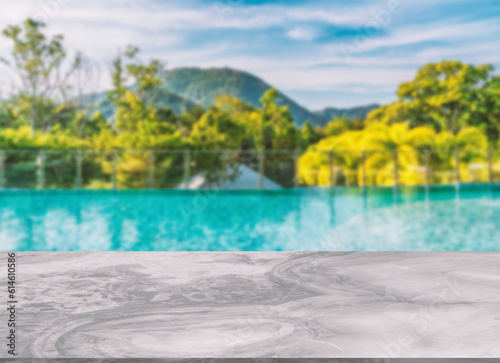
[{"left": 0, "top": 186, "right": 498, "bottom": 251}]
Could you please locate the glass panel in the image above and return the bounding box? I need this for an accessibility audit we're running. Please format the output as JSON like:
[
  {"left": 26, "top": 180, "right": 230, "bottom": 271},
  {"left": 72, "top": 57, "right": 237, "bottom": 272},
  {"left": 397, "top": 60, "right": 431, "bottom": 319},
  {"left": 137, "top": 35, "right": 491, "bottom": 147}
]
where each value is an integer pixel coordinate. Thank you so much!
[
  {"left": 154, "top": 151, "right": 185, "bottom": 189},
  {"left": 492, "top": 150, "right": 500, "bottom": 183},
  {"left": 398, "top": 149, "right": 426, "bottom": 186},
  {"left": 4, "top": 151, "right": 38, "bottom": 189},
  {"left": 45, "top": 151, "right": 77, "bottom": 189},
  {"left": 364, "top": 150, "right": 392, "bottom": 187},
  {"left": 221, "top": 150, "right": 253, "bottom": 190},
  {"left": 263, "top": 150, "right": 296, "bottom": 189},
  {"left": 429, "top": 150, "right": 456, "bottom": 185},
  {"left": 0, "top": 149, "right": 495, "bottom": 190},
  {"left": 117, "top": 151, "right": 149, "bottom": 189},
  {"left": 82, "top": 151, "right": 114, "bottom": 190},
  {"left": 183, "top": 151, "right": 226, "bottom": 190},
  {"left": 461, "top": 150, "right": 489, "bottom": 184},
  {"left": 296, "top": 150, "right": 326, "bottom": 187},
  {"left": 234, "top": 150, "right": 260, "bottom": 190}
]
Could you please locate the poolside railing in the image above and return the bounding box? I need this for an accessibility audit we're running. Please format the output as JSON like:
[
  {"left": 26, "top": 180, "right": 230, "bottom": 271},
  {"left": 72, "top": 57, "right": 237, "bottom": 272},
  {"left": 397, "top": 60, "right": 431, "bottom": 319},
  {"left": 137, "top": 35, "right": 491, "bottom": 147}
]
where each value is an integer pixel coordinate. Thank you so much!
[{"left": 0, "top": 149, "right": 498, "bottom": 190}]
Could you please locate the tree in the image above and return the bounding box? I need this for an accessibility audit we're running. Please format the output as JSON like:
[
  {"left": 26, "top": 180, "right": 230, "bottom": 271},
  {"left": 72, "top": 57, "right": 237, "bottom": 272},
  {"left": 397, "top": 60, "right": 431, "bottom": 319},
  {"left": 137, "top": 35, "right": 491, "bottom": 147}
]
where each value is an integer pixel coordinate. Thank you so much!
[
  {"left": 248, "top": 89, "right": 298, "bottom": 151},
  {"left": 297, "top": 122, "right": 491, "bottom": 187},
  {"left": 323, "top": 116, "right": 352, "bottom": 136},
  {"left": 297, "top": 130, "right": 364, "bottom": 187},
  {"left": 1, "top": 19, "right": 82, "bottom": 135},
  {"left": 471, "top": 75, "right": 500, "bottom": 141},
  {"left": 301, "top": 121, "right": 319, "bottom": 146},
  {"left": 176, "top": 105, "right": 204, "bottom": 137},
  {"left": 70, "top": 110, "right": 111, "bottom": 139},
  {"left": 189, "top": 106, "right": 246, "bottom": 150},
  {"left": 0, "top": 102, "right": 17, "bottom": 128},
  {"left": 101, "top": 46, "right": 186, "bottom": 188},
  {"left": 108, "top": 45, "right": 166, "bottom": 133},
  {"left": 367, "top": 61, "right": 499, "bottom": 140}
]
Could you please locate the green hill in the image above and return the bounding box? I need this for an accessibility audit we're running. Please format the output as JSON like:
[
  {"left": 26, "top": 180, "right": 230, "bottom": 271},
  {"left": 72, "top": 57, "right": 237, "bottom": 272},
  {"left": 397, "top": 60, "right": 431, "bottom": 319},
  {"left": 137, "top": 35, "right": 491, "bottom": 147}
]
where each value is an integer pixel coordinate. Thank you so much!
[
  {"left": 84, "top": 67, "right": 379, "bottom": 127},
  {"left": 158, "top": 67, "right": 323, "bottom": 126},
  {"left": 314, "top": 104, "right": 380, "bottom": 122},
  {"left": 83, "top": 88, "right": 197, "bottom": 122}
]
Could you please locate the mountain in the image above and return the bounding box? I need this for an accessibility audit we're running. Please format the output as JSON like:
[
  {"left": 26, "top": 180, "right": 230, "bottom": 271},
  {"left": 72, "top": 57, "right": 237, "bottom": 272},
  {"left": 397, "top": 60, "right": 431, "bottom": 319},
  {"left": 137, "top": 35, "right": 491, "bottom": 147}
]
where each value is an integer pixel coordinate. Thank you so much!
[
  {"left": 83, "top": 88, "right": 198, "bottom": 121},
  {"left": 157, "top": 67, "right": 323, "bottom": 126},
  {"left": 314, "top": 104, "right": 380, "bottom": 122},
  {"left": 84, "top": 67, "right": 378, "bottom": 127}
]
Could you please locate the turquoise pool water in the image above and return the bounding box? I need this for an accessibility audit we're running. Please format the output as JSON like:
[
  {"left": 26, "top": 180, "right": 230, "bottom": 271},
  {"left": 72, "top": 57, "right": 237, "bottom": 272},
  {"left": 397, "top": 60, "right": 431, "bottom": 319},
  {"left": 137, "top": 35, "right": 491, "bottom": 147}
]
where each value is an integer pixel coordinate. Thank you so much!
[{"left": 0, "top": 185, "right": 498, "bottom": 251}]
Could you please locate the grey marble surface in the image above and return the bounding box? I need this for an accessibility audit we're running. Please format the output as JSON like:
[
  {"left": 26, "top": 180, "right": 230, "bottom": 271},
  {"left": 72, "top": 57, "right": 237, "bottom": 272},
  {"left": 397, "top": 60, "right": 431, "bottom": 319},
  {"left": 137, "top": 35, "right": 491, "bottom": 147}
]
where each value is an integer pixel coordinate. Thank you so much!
[
  {"left": 1, "top": 360, "right": 500, "bottom": 363},
  {"left": 1, "top": 252, "right": 499, "bottom": 358}
]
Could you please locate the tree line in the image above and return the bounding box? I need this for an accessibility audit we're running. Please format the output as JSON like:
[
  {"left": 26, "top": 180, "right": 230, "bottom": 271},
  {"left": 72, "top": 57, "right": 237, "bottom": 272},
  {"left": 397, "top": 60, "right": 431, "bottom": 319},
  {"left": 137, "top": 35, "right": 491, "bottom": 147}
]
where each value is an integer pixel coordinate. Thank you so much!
[{"left": 0, "top": 19, "right": 499, "bottom": 188}]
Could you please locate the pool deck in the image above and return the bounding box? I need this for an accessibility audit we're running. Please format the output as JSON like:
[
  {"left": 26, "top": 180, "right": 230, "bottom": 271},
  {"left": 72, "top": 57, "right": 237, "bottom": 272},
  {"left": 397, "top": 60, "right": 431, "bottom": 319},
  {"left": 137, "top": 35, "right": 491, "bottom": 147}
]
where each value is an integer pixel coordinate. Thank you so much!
[{"left": 3, "top": 252, "right": 500, "bottom": 359}]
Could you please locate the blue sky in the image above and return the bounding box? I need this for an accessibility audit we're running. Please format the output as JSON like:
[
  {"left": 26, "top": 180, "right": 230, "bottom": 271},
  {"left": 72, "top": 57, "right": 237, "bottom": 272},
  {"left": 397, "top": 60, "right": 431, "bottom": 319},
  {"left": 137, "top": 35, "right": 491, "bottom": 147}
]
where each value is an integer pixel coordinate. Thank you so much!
[{"left": 1, "top": 0, "right": 500, "bottom": 109}]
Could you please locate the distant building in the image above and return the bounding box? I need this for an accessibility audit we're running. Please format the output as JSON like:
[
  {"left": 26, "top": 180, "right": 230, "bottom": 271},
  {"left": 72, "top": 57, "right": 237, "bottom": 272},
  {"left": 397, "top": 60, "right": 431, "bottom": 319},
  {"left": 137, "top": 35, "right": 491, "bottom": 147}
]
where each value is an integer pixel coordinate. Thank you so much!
[{"left": 178, "top": 164, "right": 282, "bottom": 190}]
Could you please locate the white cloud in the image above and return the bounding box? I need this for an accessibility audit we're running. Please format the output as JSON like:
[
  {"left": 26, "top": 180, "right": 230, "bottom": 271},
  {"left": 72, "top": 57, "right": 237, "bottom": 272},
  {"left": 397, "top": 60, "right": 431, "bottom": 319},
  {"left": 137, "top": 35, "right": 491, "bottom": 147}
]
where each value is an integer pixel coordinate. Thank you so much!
[
  {"left": 261, "top": 66, "right": 416, "bottom": 91},
  {"left": 0, "top": 0, "right": 499, "bottom": 108},
  {"left": 351, "top": 19, "right": 500, "bottom": 53},
  {"left": 287, "top": 26, "right": 320, "bottom": 41}
]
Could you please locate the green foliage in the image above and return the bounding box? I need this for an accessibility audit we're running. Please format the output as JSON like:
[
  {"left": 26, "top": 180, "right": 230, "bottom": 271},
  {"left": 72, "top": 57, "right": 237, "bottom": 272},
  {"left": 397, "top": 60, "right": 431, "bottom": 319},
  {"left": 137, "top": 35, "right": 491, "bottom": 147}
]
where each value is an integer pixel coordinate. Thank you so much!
[
  {"left": 1, "top": 19, "right": 81, "bottom": 135},
  {"left": 0, "top": 125, "right": 84, "bottom": 150},
  {"left": 301, "top": 121, "right": 319, "bottom": 145},
  {"left": 367, "top": 61, "right": 500, "bottom": 141},
  {"left": 298, "top": 122, "right": 492, "bottom": 187},
  {"left": 321, "top": 116, "right": 365, "bottom": 137},
  {"left": 190, "top": 106, "right": 247, "bottom": 150},
  {"left": 1, "top": 19, "right": 500, "bottom": 189},
  {"left": 253, "top": 89, "right": 297, "bottom": 150},
  {"left": 156, "top": 67, "right": 323, "bottom": 126},
  {"left": 314, "top": 104, "right": 380, "bottom": 124}
]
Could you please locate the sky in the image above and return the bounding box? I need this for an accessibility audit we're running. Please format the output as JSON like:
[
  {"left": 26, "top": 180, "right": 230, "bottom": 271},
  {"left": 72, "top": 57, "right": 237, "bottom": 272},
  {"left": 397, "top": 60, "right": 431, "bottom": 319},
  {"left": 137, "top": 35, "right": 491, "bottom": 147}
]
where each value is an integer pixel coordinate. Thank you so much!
[{"left": 0, "top": 0, "right": 500, "bottom": 109}]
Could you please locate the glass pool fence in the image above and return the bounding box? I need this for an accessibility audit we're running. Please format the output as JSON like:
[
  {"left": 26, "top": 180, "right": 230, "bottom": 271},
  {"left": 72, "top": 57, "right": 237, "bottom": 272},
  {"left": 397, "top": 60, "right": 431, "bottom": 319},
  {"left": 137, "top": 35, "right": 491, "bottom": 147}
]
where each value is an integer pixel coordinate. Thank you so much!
[{"left": 0, "top": 149, "right": 499, "bottom": 190}]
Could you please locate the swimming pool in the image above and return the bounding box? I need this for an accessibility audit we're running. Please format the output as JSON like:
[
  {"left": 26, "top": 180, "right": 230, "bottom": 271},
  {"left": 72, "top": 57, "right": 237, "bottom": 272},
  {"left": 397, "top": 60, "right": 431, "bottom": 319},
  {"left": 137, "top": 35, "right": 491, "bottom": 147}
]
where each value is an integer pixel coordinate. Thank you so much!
[{"left": 0, "top": 185, "right": 498, "bottom": 251}]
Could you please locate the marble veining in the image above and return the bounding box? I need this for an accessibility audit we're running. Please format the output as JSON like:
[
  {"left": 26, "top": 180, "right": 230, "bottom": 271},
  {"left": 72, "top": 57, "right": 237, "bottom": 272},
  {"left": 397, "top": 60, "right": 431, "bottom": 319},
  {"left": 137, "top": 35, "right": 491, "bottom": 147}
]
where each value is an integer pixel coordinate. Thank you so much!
[
  {"left": 1, "top": 252, "right": 499, "bottom": 358},
  {"left": 1, "top": 360, "right": 499, "bottom": 363}
]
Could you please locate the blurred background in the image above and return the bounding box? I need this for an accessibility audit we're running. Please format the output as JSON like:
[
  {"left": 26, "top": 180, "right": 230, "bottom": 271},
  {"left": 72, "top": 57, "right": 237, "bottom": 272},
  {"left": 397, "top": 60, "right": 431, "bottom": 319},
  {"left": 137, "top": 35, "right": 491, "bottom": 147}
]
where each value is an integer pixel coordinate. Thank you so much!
[{"left": 0, "top": 0, "right": 499, "bottom": 251}]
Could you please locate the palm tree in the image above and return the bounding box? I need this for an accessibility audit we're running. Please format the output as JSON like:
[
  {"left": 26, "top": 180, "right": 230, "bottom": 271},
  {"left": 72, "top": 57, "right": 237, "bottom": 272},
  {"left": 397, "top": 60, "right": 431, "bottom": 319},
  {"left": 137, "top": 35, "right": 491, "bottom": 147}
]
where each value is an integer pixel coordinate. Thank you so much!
[{"left": 297, "top": 122, "right": 491, "bottom": 187}]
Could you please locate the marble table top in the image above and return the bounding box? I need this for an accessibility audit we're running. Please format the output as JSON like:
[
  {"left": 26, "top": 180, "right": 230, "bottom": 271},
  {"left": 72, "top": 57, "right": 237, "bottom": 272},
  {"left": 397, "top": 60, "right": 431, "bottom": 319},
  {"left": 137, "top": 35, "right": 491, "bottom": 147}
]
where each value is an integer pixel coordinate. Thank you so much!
[
  {"left": 2, "top": 252, "right": 499, "bottom": 359},
  {"left": 1, "top": 360, "right": 499, "bottom": 363}
]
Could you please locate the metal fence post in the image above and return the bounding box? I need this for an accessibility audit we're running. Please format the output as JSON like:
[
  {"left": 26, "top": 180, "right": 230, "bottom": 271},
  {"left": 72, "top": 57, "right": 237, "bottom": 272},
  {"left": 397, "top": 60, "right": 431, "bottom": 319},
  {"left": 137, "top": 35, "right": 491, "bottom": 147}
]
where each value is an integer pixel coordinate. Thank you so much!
[
  {"left": 183, "top": 150, "right": 191, "bottom": 189},
  {"left": 76, "top": 151, "right": 83, "bottom": 189},
  {"left": 455, "top": 149, "right": 461, "bottom": 189},
  {"left": 425, "top": 150, "right": 430, "bottom": 193},
  {"left": 329, "top": 151, "right": 335, "bottom": 187},
  {"left": 293, "top": 150, "right": 300, "bottom": 188},
  {"left": 488, "top": 149, "right": 493, "bottom": 185},
  {"left": 393, "top": 150, "right": 399, "bottom": 189},
  {"left": 37, "top": 150, "right": 45, "bottom": 190},
  {"left": 258, "top": 150, "right": 265, "bottom": 190},
  {"left": 112, "top": 151, "right": 118, "bottom": 190},
  {"left": 362, "top": 150, "right": 367, "bottom": 189},
  {"left": 0, "top": 150, "right": 5, "bottom": 189},
  {"left": 345, "top": 163, "right": 350, "bottom": 187},
  {"left": 222, "top": 150, "right": 230, "bottom": 190},
  {"left": 148, "top": 151, "right": 156, "bottom": 189}
]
